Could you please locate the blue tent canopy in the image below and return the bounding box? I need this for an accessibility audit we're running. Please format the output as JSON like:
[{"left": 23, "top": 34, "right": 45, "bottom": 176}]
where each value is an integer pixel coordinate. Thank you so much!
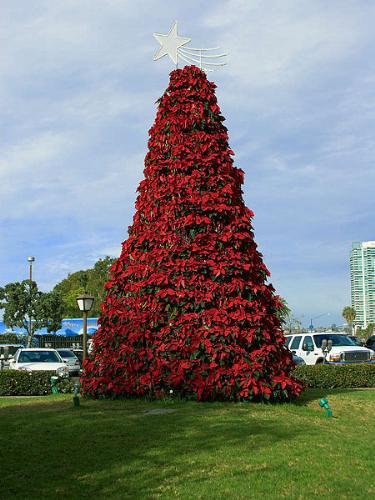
[
  {"left": 55, "top": 328, "right": 78, "bottom": 337},
  {"left": 78, "top": 327, "right": 98, "bottom": 335},
  {"left": 0, "top": 322, "right": 26, "bottom": 335},
  {"left": 1, "top": 318, "right": 98, "bottom": 336}
]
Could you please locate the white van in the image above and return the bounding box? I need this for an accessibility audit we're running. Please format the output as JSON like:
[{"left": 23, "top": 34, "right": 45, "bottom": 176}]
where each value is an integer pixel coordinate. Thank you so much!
[{"left": 285, "top": 333, "right": 375, "bottom": 365}]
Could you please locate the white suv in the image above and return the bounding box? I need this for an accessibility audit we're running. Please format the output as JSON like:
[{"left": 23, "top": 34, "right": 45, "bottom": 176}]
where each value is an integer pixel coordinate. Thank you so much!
[{"left": 285, "top": 333, "right": 375, "bottom": 365}]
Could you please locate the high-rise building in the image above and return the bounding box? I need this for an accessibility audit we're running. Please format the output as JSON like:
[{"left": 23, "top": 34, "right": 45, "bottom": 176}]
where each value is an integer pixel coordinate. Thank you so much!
[{"left": 350, "top": 241, "right": 375, "bottom": 329}]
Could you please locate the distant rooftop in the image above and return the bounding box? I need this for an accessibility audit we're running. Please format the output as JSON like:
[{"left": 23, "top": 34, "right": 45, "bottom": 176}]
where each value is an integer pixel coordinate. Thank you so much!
[
  {"left": 362, "top": 241, "right": 375, "bottom": 248},
  {"left": 352, "top": 241, "right": 375, "bottom": 249}
]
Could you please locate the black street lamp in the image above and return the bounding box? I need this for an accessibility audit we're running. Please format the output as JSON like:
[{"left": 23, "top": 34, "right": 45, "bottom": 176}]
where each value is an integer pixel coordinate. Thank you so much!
[
  {"left": 27, "top": 256, "right": 35, "bottom": 345},
  {"left": 76, "top": 293, "right": 94, "bottom": 363}
]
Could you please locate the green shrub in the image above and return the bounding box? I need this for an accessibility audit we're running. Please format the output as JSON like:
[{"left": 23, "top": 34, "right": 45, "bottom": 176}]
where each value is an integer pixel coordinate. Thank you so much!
[
  {"left": 56, "top": 378, "right": 75, "bottom": 393},
  {"left": 0, "top": 370, "right": 73, "bottom": 396},
  {"left": 2, "top": 364, "right": 374, "bottom": 396},
  {"left": 294, "top": 363, "right": 375, "bottom": 389}
]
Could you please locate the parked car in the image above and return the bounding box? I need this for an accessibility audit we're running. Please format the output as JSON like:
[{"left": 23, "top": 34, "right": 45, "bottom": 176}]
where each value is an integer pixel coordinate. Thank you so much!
[
  {"left": 365, "top": 335, "right": 375, "bottom": 351},
  {"left": 292, "top": 354, "right": 305, "bottom": 365},
  {"left": 285, "top": 333, "right": 375, "bottom": 365},
  {"left": 0, "top": 344, "right": 24, "bottom": 369},
  {"left": 56, "top": 349, "right": 81, "bottom": 376},
  {"left": 0, "top": 344, "right": 24, "bottom": 357},
  {"left": 9, "top": 348, "right": 69, "bottom": 377},
  {"left": 283, "top": 338, "right": 305, "bottom": 365},
  {"left": 71, "top": 349, "right": 83, "bottom": 365}
]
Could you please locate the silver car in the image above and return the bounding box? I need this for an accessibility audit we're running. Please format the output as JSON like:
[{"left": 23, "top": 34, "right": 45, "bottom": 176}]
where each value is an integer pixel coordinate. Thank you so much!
[{"left": 56, "top": 349, "right": 81, "bottom": 376}]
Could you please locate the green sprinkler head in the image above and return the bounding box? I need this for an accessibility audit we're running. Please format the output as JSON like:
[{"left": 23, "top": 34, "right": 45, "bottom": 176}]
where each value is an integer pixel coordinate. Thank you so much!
[
  {"left": 319, "top": 398, "right": 333, "bottom": 417},
  {"left": 50, "top": 376, "right": 59, "bottom": 394},
  {"left": 73, "top": 382, "right": 80, "bottom": 407}
]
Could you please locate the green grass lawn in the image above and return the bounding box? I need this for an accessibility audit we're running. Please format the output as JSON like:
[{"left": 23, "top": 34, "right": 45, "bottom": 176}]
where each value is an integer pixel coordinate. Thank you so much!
[{"left": 1, "top": 389, "right": 374, "bottom": 499}]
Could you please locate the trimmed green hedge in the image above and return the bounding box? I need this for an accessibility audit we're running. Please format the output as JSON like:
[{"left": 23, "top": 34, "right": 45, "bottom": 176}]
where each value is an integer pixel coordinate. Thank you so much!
[
  {"left": 294, "top": 363, "right": 375, "bottom": 389},
  {"left": 2, "top": 365, "right": 374, "bottom": 396},
  {"left": 56, "top": 378, "right": 75, "bottom": 394},
  {"left": 0, "top": 370, "right": 74, "bottom": 396}
]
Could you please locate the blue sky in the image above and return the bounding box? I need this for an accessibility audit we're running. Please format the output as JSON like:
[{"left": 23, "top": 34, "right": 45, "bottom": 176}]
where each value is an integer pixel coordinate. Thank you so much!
[{"left": 1, "top": 0, "right": 375, "bottom": 327}]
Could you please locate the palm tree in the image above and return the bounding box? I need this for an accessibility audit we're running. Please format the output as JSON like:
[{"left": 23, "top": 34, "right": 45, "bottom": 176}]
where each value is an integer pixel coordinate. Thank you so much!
[{"left": 342, "top": 306, "right": 356, "bottom": 334}]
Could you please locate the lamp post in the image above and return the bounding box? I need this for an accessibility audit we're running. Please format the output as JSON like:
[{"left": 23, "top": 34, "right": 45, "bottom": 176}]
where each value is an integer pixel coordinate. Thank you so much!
[
  {"left": 27, "top": 256, "right": 35, "bottom": 343},
  {"left": 76, "top": 293, "right": 94, "bottom": 363}
]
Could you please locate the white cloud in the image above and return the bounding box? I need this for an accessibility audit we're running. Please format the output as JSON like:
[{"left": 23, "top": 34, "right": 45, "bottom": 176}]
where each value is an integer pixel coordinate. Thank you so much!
[
  {"left": 207, "top": 0, "right": 371, "bottom": 88},
  {"left": 0, "top": 131, "right": 75, "bottom": 203},
  {"left": 1, "top": 0, "right": 374, "bottom": 322},
  {"left": 0, "top": 0, "right": 150, "bottom": 80}
]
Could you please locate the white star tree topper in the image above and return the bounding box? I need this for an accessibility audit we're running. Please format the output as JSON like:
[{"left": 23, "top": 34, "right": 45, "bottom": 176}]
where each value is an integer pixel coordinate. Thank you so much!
[
  {"left": 153, "top": 21, "right": 191, "bottom": 65},
  {"left": 153, "top": 21, "right": 227, "bottom": 72}
]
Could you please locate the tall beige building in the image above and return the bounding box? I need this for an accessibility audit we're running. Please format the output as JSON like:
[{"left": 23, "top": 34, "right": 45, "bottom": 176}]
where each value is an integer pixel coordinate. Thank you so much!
[{"left": 350, "top": 241, "right": 375, "bottom": 328}]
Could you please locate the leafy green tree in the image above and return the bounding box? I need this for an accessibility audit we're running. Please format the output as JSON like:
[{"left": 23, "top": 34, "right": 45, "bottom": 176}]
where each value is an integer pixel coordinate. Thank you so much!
[
  {"left": 275, "top": 297, "right": 301, "bottom": 333},
  {"left": 275, "top": 297, "right": 291, "bottom": 324},
  {"left": 63, "top": 286, "right": 86, "bottom": 317},
  {"left": 89, "top": 258, "right": 116, "bottom": 311},
  {"left": 356, "top": 326, "right": 366, "bottom": 341},
  {"left": 53, "top": 257, "right": 116, "bottom": 317},
  {"left": 342, "top": 306, "right": 356, "bottom": 334},
  {"left": 365, "top": 323, "right": 374, "bottom": 338},
  {"left": 0, "top": 281, "right": 63, "bottom": 346},
  {"left": 38, "top": 289, "right": 65, "bottom": 334}
]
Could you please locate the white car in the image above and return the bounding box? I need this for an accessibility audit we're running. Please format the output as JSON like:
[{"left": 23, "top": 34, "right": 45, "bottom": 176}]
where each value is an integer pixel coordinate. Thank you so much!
[
  {"left": 56, "top": 349, "right": 81, "bottom": 375},
  {"left": 9, "top": 348, "right": 69, "bottom": 377},
  {"left": 285, "top": 333, "right": 375, "bottom": 365}
]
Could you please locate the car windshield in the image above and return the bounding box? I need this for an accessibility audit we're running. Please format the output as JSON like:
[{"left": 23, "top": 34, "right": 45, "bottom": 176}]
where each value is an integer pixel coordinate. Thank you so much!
[
  {"left": 313, "top": 334, "right": 357, "bottom": 348},
  {"left": 18, "top": 351, "right": 61, "bottom": 363},
  {"left": 57, "top": 350, "right": 76, "bottom": 359}
]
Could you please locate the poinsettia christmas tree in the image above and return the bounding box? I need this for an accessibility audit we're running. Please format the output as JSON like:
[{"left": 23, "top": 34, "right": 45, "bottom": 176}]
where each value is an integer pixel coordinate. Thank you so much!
[{"left": 82, "top": 65, "right": 303, "bottom": 401}]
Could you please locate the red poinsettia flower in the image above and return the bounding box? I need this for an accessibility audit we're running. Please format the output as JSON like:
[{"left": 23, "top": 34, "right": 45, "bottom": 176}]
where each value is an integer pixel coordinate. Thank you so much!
[{"left": 81, "top": 65, "right": 303, "bottom": 402}]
